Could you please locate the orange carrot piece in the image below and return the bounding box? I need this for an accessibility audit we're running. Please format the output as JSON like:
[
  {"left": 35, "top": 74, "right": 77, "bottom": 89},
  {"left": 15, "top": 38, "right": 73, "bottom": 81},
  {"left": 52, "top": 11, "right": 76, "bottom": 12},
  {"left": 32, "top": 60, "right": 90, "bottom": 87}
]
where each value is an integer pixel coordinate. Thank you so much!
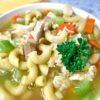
[
  {"left": 96, "top": 59, "right": 100, "bottom": 71},
  {"left": 56, "top": 23, "right": 75, "bottom": 35},
  {"left": 12, "top": 15, "right": 21, "bottom": 23},
  {"left": 88, "top": 40, "right": 100, "bottom": 49},
  {"left": 84, "top": 18, "right": 95, "bottom": 34},
  {"left": 28, "top": 34, "right": 33, "bottom": 39}
]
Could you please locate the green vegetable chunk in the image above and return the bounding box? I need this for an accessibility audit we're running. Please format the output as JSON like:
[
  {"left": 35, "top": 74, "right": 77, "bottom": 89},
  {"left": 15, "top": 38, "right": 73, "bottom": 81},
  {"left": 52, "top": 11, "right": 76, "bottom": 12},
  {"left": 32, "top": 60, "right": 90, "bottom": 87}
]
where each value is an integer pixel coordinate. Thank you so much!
[
  {"left": 12, "top": 68, "right": 23, "bottom": 83},
  {"left": 0, "top": 40, "right": 15, "bottom": 53},
  {"left": 81, "top": 91, "right": 96, "bottom": 100},
  {"left": 57, "top": 38, "right": 90, "bottom": 72},
  {"left": 74, "top": 80, "right": 91, "bottom": 96},
  {"left": 52, "top": 16, "right": 65, "bottom": 25},
  {"left": 52, "top": 10, "right": 63, "bottom": 16}
]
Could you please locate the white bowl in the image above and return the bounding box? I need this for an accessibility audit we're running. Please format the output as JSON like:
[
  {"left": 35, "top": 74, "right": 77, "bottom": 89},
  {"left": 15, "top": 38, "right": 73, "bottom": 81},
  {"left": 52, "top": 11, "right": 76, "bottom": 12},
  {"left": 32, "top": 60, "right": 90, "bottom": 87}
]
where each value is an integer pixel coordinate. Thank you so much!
[{"left": 0, "top": 3, "right": 100, "bottom": 29}]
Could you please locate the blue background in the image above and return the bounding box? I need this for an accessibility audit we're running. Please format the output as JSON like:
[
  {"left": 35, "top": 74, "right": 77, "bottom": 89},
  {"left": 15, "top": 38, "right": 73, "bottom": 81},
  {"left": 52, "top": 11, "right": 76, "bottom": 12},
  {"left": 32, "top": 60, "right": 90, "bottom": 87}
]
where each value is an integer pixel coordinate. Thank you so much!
[{"left": 50, "top": 0, "right": 100, "bottom": 19}]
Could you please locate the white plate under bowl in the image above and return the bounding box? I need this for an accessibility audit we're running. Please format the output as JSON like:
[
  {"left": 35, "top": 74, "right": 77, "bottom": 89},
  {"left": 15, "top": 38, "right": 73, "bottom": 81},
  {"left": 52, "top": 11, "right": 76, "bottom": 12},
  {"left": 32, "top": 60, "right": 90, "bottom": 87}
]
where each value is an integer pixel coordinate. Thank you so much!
[{"left": 0, "top": 3, "right": 100, "bottom": 29}]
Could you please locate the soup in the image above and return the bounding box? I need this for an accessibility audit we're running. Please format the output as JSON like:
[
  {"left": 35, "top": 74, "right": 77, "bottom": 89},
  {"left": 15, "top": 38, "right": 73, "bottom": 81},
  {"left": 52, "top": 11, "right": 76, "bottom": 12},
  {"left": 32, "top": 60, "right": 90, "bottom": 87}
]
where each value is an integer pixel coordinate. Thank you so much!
[{"left": 0, "top": 4, "right": 100, "bottom": 100}]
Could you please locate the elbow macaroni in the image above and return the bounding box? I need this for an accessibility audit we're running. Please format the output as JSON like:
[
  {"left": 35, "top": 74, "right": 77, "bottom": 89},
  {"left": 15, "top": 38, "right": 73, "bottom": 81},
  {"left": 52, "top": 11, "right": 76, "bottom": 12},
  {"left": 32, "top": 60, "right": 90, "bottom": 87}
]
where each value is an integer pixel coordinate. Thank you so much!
[
  {"left": 21, "top": 58, "right": 38, "bottom": 85},
  {"left": 0, "top": 58, "right": 13, "bottom": 71},
  {"left": 39, "top": 64, "right": 49, "bottom": 75},
  {"left": 64, "top": 15, "right": 81, "bottom": 22},
  {"left": 5, "top": 58, "right": 38, "bottom": 95},
  {"left": 45, "top": 30, "right": 67, "bottom": 44},
  {"left": 35, "top": 75, "right": 46, "bottom": 87},
  {"left": 0, "top": 53, "right": 8, "bottom": 58},
  {"left": 29, "top": 44, "right": 53, "bottom": 64},
  {"left": 9, "top": 48, "right": 23, "bottom": 68},
  {"left": 0, "top": 87, "right": 14, "bottom": 100},
  {"left": 5, "top": 80, "right": 26, "bottom": 96},
  {"left": 43, "top": 81, "right": 58, "bottom": 100}
]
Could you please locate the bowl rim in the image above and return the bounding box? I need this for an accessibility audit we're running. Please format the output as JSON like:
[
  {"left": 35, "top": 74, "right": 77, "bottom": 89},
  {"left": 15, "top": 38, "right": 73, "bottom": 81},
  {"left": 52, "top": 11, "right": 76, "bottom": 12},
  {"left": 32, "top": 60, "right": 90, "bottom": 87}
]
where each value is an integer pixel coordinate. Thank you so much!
[{"left": 0, "top": 2, "right": 100, "bottom": 28}]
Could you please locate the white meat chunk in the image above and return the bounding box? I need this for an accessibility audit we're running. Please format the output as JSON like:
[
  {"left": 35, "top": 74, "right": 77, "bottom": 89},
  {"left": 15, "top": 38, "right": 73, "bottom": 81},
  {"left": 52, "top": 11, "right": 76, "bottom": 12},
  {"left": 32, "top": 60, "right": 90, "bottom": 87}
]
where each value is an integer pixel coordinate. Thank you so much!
[
  {"left": 69, "top": 65, "right": 97, "bottom": 81},
  {"left": 30, "top": 17, "right": 52, "bottom": 44},
  {"left": 86, "top": 65, "right": 97, "bottom": 81},
  {"left": 30, "top": 21, "right": 44, "bottom": 43},
  {"left": 43, "top": 16, "right": 52, "bottom": 31},
  {"left": 11, "top": 23, "right": 36, "bottom": 35},
  {"left": 53, "top": 74, "right": 70, "bottom": 91},
  {"left": 69, "top": 73, "right": 85, "bottom": 81}
]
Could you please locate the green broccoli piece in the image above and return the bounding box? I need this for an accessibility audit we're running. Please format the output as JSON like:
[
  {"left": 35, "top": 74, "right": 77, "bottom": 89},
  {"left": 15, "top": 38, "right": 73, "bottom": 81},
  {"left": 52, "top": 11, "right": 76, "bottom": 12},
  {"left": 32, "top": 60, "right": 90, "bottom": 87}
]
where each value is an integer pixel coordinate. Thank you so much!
[{"left": 57, "top": 38, "right": 91, "bottom": 72}]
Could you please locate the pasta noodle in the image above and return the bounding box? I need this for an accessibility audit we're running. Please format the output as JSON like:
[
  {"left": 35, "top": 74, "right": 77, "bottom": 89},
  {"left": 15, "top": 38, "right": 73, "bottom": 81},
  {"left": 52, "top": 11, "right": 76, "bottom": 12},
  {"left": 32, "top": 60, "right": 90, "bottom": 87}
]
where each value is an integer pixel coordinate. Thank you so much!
[
  {"left": 45, "top": 30, "right": 67, "bottom": 44},
  {"left": 29, "top": 44, "right": 53, "bottom": 64},
  {"left": 25, "top": 10, "right": 42, "bottom": 24},
  {"left": 35, "top": 75, "right": 46, "bottom": 87},
  {"left": 20, "top": 61, "right": 27, "bottom": 70},
  {"left": 0, "top": 53, "right": 8, "bottom": 58},
  {"left": 5, "top": 80, "right": 26, "bottom": 95},
  {"left": 5, "top": 58, "right": 38, "bottom": 95},
  {"left": 43, "top": 81, "right": 58, "bottom": 100},
  {"left": 39, "top": 64, "right": 49, "bottom": 75},
  {"left": 0, "top": 87, "right": 14, "bottom": 100},
  {"left": 63, "top": 15, "right": 81, "bottom": 23},
  {"left": 9, "top": 48, "right": 23, "bottom": 68},
  {"left": 21, "top": 58, "right": 38, "bottom": 85},
  {"left": 0, "top": 57, "right": 13, "bottom": 71}
]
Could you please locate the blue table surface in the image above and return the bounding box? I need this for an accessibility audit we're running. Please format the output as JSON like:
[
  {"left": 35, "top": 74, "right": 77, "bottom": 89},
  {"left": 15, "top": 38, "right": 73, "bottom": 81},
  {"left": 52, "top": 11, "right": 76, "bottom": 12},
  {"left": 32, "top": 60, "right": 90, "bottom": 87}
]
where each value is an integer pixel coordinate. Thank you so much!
[{"left": 50, "top": 0, "right": 100, "bottom": 19}]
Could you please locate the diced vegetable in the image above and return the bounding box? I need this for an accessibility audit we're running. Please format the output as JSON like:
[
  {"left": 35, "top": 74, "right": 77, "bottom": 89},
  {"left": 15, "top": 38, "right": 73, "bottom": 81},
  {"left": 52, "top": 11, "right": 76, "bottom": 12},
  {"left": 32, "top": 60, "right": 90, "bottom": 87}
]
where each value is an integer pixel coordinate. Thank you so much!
[
  {"left": 81, "top": 91, "right": 96, "bottom": 100},
  {"left": 0, "top": 40, "right": 15, "bottom": 53},
  {"left": 12, "top": 68, "right": 23, "bottom": 83},
  {"left": 52, "top": 17, "right": 65, "bottom": 25},
  {"left": 74, "top": 80, "right": 91, "bottom": 96},
  {"left": 84, "top": 18, "right": 95, "bottom": 34},
  {"left": 88, "top": 40, "right": 100, "bottom": 49},
  {"left": 96, "top": 59, "right": 100, "bottom": 71},
  {"left": 52, "top": 10, "right": 63, "bottom": 16},
  {"left": 12, "top": 15, "right": 21, "bottom": 23},
  {"left": 17, "top": 18, "right": 25, "bottom": 25},
  {"left": 9, "top": 40, "right": 18, "bottom": 48},
  {"left": 56, "top": 23, "right": 75, "bottom": 35},
  {"left": 57, "top": 38, "right": 90, "bottom": 72}
]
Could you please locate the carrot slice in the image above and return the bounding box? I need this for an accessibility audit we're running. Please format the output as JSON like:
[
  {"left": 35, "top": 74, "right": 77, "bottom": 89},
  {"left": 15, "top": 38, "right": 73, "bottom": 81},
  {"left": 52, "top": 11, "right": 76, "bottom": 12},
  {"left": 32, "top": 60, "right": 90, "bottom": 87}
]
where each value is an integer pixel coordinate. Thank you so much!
[
  {"left": 84, "top": 18, "right": 95, "bottom": 34},
  {"left": 12, "top": 15, "right": 21, "bottom": 23},
  {"left": 88, "top": 40, "right": 100, "bottom": 49},
  {"left": 96, "top": 59, "right": 100, "bottom": 71},
  {"left": 56, "top": 23, "right": 75, "bottom": 35}
]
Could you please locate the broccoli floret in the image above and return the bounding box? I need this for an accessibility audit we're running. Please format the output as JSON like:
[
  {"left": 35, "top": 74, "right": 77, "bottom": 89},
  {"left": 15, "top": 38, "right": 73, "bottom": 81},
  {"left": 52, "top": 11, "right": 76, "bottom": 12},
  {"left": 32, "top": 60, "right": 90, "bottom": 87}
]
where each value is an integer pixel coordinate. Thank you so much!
[{"left": 57, "top": 38, "right": 91, "bottom": 72}]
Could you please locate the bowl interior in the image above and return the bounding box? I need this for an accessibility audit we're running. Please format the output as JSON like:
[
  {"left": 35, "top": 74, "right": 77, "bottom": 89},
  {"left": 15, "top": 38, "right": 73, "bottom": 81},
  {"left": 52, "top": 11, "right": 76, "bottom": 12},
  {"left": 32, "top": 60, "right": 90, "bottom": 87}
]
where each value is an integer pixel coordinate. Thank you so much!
[{"left": 0, "top": 3, "right": 100, "bottom": 29}]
